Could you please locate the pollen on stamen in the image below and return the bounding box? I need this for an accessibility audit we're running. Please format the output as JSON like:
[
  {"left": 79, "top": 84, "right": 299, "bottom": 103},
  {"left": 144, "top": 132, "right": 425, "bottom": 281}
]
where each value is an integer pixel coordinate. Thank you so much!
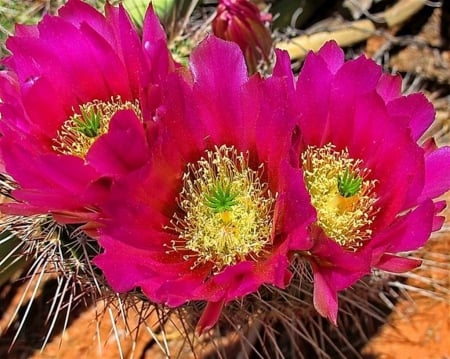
[
  {"left": 167, "top": 145, "right": 276, "bottom": 272},
  {"left": 52, "top": 95, "right": 142, "bottom": 158},
  {"left": 301, "top": 143, "right": 379, "bottom": 250}
]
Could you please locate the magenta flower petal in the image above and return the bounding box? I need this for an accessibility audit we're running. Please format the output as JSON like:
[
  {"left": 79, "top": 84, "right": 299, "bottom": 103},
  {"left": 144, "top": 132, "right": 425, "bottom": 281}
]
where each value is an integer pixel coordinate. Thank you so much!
[
  {"left": 2, "top": 147, "right": 81, "bottom": 194},
  {"left": 16, "top": 76, "right": 72, "bottom": 138},
  {"left": 276, "top": 161, "right": 316, "bottom": 250},
  {"left": 189, "top": 35, "right": 248, "bottom": 144},
  {"left": 196, "top": 242, "right": 292, "bottom": 299},
  {"left": 13, "top": 23, "right": 39, "bottom": 38},
  {"left": 272, "top": 49, "right": 295, "bottom": 81},
  {"left": 188, "top": 257, "right": 289, "bottom": 332},
  {"left": 142, "top": 5, "right": 177, "bottom": 81},
  {"left": 376, "top": 254, "right": 421, "bottom": 273},
  {"left": 86, "top": 110, "right": 149, "bottom": 176},
  {"left": 295, "top": 50, "right": 334, "bottom": 146},
  {"left": 317, "top": 60, "right": 382, "bottom": 150},
  {"left": 386, "top": 93, "right": 435, "bottom": 141},
  {"left": 308, "top": 237, "right": 371, "bottom": 323},
  {"left": 253, "top": 64, "right": 302, "bottom": 171},
  {"left": 58, "top": 0, "right": 116, "bottom": 42},
  {"left": 1, "top": 148, "right": 110, "bottom": 216},
  {"left": 370, "top": 199, "right": 435, "bottom": 255},
  {"left": 197, "top": 299, "right": 226, "bottom": 334},
  {"left": 349, "top": 93, "right": 425, "bottom": 216},
  {"left": 156, "top": 72, "right": 209, "bottom": 158},
  {"left": 93, "top": 235, "right": 186, "bottom": 293},
  {"left": 419, "top": 146, "right": 450, "bottom": 200},
  {"left": 315, "top": 40, "right": 345, "bottom": 74},
  {"left": 376, "top": 73, "right": 402, "bottom": 102},
  {"left": 38, "top": 18, "right": 113, "bottom": 100},
  {"left": 432, "top": 201, "right": 446, "bottom": 231},
  {"left": 311, "top": 263, "right": 338, "bottom": 325}
]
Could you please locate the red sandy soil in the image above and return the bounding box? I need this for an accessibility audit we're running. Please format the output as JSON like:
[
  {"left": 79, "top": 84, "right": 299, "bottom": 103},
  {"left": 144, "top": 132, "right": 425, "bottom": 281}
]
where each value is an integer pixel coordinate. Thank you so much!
[{"left": 362, "top": 223, "right": 450, "bottom": 359}]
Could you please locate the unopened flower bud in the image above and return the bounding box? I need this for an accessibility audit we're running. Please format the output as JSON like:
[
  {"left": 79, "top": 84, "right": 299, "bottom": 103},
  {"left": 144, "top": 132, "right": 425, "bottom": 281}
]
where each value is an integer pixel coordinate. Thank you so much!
[{"left": 212, "top": 0, "right": 273, "bottom": 74}]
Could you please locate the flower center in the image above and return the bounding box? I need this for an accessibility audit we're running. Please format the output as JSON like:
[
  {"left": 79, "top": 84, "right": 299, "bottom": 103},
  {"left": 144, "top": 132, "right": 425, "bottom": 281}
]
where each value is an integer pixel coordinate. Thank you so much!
[
  {"left": 301, "top": 144, "right": 378, "bottom": 250},
  {"left": 168, "top": 145, "right": 275, "bottom": 272},
  {"left": 52, "top": 96, "right": 141, "bottom": 158}
]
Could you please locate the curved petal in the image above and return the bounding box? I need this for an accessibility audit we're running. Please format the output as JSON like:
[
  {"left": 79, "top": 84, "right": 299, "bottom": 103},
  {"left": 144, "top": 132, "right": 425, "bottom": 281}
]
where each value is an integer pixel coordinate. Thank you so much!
[
  {"left": 368, "top": 199, "right": 435, "bottom": 262},
  {"left": 295, "top": 49, "right": 333, "bottom": 146},
  {"left": 94, "top": 237, "right": 160, "bottom": 292},
  {"left": 1, "top": 148, "right": 109, "bottom": 217},
  {"left": 419, "top": 146, "right": 450, "bottom": 201},
  {"left": 376, "top": 73, "right": 402, "bottom": 102},
  {"left": 158, "top": 72, "right": 209, "bottom": 158},
  {"left": 315, "top": 40, "right": 345, "bottom": 74},
  {"left": 104, "top": 2, "right": 147, "bottom": 98},
  {"left": 18, "top": 75, "right": 72, "bottom": 139},
  {"left": 58, "top": 0, "right": 116, "bottom": 43},
  {"left": 196, "top": 299, "right": 226, "bottom": 334},
  {"left": 349, "top": 92, "right": 425, "bottom": 220},
  {"left": 386, "top": 92, "right": 435, "bottom": 142},
  {"left": 86, "top": 110, "right": 149, "bottom": 176},
  {"left": 190, "top": 35, "right": 248, "bottom": 144},
  {"left": 272, "top": 48, "right": 295, "bottom": 83},
  {"left": 275, "top": 161, "right": 315, "bottom": 250},
  {"left": 376, "top": 254, "right": 421, "bottom": 273},
  {"left": 142, "top": 5, "right": 177, "bottom": 81},
  {"left": 311, "top": 262, "right": 338, "bottom": 325},
  {"left": 38, "top": 17, "right": 113, "bottom": 101}
]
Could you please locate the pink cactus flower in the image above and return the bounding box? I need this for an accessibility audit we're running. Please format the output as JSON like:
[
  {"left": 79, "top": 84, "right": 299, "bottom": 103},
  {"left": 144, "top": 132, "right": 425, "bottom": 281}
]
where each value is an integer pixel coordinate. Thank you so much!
[
  {"left": 292, "top": 41, "right": 450, "bottom": 324},
  {"left": 212, "top": 0, "right": 273, "bottom": 74},
  {"left": 0, "top": 0, "right": 175, "bottom": 226},
  {"left": 94, "top": 36, "right": 315, "bottom": 333}
]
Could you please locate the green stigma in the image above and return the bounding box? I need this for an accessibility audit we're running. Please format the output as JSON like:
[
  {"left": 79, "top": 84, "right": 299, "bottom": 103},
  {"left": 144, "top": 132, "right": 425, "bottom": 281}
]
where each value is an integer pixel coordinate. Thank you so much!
[
  {"left": 73, "top": 106, "right": 102, "bottom": 138},
  {"left": 167, "top": 145, "right": 275, "bottom": 271},
  {"left": 204, "top": 182, "right": 239, "bottom": 213},
  {"left": 53, "top": 96, "right": 142, "bottom": 158},
  {"left": 337, "top": 168, "right": 362, "bottom": 198},
  {"left": 301, "top": 144, "right": 379, "bottom": 249}
]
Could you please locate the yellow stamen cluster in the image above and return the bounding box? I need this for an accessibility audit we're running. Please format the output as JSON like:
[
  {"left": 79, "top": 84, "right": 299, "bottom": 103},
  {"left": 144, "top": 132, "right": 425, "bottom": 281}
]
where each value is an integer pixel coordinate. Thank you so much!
[
  {"left": 302, "top": 144, "right": 378, "bottom": 250},
  {"left": 53, "top": 96, "right": 141, "bottom": 158},
  {"left": 168, "top": 145, "right": 275, "bottom": 272}
]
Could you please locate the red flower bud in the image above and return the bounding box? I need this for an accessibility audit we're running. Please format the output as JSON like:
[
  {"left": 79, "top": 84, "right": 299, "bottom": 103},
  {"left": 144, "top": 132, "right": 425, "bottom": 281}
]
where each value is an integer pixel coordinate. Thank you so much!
[{"left": 212, "top": 0, "right": 273, "bottom": 73}]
